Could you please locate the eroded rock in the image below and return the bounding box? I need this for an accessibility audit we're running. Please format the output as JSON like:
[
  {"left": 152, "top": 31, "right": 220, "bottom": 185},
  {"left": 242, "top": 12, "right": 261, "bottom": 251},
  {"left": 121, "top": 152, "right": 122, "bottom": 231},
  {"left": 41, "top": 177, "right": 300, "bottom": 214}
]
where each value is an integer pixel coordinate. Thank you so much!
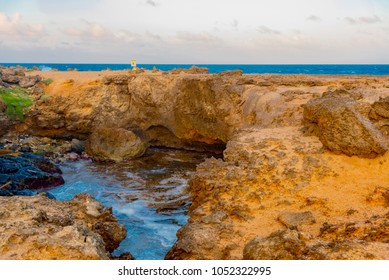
[
  {"left": 304, "top": 97, "right": 388, "bottom": 157},
  {"left": 0, "top": 193, "right": 127, "bottom": 259},
  {"left": 19, "top": 75, "right": 41, "bottom": 88}
]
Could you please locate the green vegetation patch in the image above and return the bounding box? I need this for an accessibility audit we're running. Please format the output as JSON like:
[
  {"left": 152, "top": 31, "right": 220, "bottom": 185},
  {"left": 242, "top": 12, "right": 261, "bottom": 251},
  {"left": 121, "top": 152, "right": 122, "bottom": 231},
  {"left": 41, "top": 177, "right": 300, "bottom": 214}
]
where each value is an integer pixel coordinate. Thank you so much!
[
  {"left": 41, "top": 78, "right": 53, "bottom": 85},
  {"left": 0, "top": 87, "right": 33, "bottom": 121}
]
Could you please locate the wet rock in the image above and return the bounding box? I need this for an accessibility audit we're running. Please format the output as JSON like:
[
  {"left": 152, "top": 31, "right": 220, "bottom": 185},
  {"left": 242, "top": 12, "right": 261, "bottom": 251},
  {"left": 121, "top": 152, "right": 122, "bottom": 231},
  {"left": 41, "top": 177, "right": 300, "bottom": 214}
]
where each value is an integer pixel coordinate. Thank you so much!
[
  {"left": 111, "top": 252, "right": 136, "bottom": 260},
  {"left": 303, "top": 97, "right": 388, "bottom": 157},
  {"left": 20, "top": 146, "right": 32, "bottom": 153},
  {"left": 65, "top": 152, "right": 80, "bottom": 161},
  {"left": 0, "top": 193, "right": 127, "bottom": 259},
  {"left": 85, "top": 127, "right": 147, "bottom": 162},
  {"left": 277, "top": 211, "right": 316, "bottom": 229},
  {"left": 0, "top": 152, "right": 64, "bottom": 196}
]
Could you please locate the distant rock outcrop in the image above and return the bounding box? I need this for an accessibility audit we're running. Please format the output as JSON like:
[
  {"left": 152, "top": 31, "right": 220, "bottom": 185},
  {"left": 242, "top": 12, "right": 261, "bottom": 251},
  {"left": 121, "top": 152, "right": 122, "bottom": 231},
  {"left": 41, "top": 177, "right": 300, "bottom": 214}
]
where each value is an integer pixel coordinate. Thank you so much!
[{"left": 0, "top": 66, "right": 41, "bottom": 88}]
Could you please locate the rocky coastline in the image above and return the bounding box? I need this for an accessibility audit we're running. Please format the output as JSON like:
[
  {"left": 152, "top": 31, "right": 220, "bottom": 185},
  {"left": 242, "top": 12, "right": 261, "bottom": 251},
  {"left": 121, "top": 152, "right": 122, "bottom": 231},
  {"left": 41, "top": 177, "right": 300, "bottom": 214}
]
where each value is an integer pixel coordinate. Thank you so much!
[{"left": 1, "top": 66, "right": 389, "bottom": 259}]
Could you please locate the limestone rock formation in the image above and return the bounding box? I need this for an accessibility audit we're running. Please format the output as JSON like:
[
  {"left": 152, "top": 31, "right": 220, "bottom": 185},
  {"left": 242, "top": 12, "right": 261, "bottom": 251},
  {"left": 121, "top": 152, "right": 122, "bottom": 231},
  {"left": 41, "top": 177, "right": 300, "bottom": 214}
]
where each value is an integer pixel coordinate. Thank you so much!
[
  {"left": 9, "top": 71, "right": 389, "bottom": 260},
  {"left": 24, "top": 73, "right": 243, "bottom": 147},
  {"left": 166, "top": 124, "right": 389, "bottom": 260},
  {"left": 0, "top": 193, "right": 127, "bottom": 259},
  {"left": 85, "top": 127, "right": 147, "bottom": 161},
  {"left": 303, "top": 96, "right": 388, "bottom": 157}
]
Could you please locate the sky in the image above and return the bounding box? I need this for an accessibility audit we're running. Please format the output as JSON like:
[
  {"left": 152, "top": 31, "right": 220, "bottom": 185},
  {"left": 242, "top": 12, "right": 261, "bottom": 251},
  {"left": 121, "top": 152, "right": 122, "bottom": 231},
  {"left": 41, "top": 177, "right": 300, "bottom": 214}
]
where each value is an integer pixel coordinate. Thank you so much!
[{"left": 0, "top": 0, "right": 388, "bottom": 64}]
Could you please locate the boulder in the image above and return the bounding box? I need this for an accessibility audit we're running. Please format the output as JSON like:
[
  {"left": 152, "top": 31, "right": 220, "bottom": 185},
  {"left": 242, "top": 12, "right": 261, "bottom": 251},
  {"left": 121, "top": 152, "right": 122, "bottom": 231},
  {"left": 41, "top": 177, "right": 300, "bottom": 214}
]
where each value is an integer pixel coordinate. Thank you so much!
[
  {"left": 303, "top": 97, "right": 388, "bottom": 158},
  {"left": 19, "top": 75, "right": 41, "bottom": 88},
  {"left": 85, "top": 127, "right": 147, "bottom": 162},
  {"left": 1, "top": 73, "right": 20, "bottom": 84},
  {"left": 70, "top": 138, "right": 85, "bottom": 153},
  {"left": 0, "top": 193, "right": 127, "bottom": 259}
]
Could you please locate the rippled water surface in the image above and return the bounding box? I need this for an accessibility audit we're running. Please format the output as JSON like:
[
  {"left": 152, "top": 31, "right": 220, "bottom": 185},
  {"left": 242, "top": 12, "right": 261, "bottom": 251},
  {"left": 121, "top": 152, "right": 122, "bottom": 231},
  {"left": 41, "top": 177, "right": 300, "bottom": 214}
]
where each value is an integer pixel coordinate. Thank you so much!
[{"left": 49, "top": 148, "right": 213, "bottom": 259}]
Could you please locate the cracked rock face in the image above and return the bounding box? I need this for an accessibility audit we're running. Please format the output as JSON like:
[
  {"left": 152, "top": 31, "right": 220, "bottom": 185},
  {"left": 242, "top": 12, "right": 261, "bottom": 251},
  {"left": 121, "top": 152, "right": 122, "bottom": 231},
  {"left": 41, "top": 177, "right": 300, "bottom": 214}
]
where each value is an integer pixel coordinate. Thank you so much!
[{"left": 0, "top": 193, "right": 126, "bottom": 260}]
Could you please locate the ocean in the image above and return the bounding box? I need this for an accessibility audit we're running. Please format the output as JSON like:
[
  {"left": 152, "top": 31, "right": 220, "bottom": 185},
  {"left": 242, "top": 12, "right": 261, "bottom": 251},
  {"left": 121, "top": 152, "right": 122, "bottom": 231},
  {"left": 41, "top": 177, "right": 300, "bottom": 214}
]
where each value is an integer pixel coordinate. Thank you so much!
[{"left": 1, "top": 63, "right": 389, "bottom": 75}]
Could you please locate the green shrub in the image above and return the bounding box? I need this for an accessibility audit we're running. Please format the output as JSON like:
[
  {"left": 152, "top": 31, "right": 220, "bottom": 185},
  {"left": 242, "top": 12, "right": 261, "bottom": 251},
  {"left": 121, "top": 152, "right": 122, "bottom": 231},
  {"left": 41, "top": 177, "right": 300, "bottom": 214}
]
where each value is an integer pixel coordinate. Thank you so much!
[
  {"left": 0, "top": 87, "right": 33, "bottom": 121},
  {"left": 42, "top": 78, "right": 53, "bottom": 85}
]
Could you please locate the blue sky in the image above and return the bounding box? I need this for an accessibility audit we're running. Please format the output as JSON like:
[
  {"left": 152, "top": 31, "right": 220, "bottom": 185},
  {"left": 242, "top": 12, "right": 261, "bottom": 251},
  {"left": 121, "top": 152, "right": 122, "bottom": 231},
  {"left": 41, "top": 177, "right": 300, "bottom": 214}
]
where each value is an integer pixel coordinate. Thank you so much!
[{"left": 0, "top": 0, "right": 388, "bottom": 63}]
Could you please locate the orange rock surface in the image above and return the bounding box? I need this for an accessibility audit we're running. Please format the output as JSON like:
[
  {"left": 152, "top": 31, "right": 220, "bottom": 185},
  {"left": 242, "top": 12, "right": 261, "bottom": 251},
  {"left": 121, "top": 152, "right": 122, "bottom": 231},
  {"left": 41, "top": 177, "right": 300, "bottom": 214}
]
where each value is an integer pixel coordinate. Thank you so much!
[{"left": 10, "top": 70, "right": 389, "bottom": 259}]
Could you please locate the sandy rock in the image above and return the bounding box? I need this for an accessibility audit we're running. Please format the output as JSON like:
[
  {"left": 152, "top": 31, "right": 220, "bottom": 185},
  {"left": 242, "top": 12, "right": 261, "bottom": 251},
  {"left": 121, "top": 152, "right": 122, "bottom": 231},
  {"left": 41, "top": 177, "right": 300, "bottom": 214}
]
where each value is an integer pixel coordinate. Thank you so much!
[
  {"left": 372, "top": 96, "right": 389, "bottom": 119},
  {"left": 0, "top": 193, "right": 127, "bottom": 259},
  {"left": 218, "top": 70, "right": 243, "bottom": 77},
  {"left": 19, "top": 75, "right": 41, "bottom": 88},
  {"left": 243, "top": 220, "right": 389, "bottom": 260},
  {"left": 322, "top": 88, "right": 363, "bottom": 100},
  {"left": 277, "top": 211, "right": 316, "bottom": 229},
  {"left": 243, "top": 230, "right": 311, "bottom": 260},
  {"left": 304, "top": 97, "right": 388, "bottom": 157},
  {"left": 85, "top": 127, "right": 147, "bottom": 162}
]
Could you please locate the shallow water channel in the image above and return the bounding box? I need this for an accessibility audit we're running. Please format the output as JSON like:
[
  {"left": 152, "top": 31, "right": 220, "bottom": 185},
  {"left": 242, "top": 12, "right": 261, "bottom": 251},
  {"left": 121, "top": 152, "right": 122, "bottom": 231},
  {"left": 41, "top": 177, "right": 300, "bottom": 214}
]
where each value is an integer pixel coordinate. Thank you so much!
[{"left": 49, "top": 148, "right": 213, "bottom": 260}]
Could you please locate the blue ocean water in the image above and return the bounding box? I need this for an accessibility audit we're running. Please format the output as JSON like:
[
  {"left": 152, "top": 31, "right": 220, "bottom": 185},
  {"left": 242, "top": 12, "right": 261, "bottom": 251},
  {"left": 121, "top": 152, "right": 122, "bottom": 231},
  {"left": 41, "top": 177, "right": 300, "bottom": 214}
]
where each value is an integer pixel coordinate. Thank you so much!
[{"left": 1, "top": 63, "right": 389, "bottom": 75}]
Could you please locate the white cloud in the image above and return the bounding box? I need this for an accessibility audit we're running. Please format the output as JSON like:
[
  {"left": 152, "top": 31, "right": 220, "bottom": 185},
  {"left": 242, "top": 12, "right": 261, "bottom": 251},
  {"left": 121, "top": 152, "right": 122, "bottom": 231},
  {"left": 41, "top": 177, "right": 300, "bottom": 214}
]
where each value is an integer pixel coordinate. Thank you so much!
[
  {"left": 307, "top": 15, "right": 321, "bottom": 22},
  {"left": 0, "top": 12, "right": 45, "bottom": 39},
  {"left": 257, "top": 25, "right": 281, "bottom": 35},
  {"left": 1, "top": 0, "right": 389, "bottom": 63},
  {"left": 232, "top": 19, "right": 239, "bottom": 29},
  {"left": 145, "top": 0, "right": 157, "bottom": 7},
  {"left": 345, "top": 15, "right": 382, "bottom": 24},
  {"left": 174, "top": 31, "right": 221, "bottom": 44}
]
